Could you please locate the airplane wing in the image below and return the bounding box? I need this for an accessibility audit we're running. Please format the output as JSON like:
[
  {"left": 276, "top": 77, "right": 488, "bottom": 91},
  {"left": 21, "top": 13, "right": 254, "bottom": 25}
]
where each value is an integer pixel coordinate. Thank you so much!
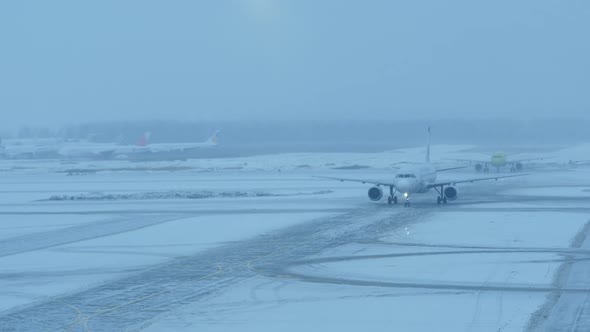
[
  {"left": 508, "top": 157, "right": 543, "bottom": 163},
  {"left": 448, "top": 158, "right": 487, "bottom": 164},
  {"left": 427, "top": 173, "right": 527, "bottom": 189},
  {"left": 313, "top": 176, "right": 395, "bottom": 187},
  {"left": 436, "top": 166, "right": 469, "bottom": 172}
]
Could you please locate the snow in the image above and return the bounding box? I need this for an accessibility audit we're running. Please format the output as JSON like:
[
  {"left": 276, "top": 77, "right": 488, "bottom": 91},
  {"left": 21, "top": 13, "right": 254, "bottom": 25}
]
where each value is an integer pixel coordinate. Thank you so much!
[
  {"left": 503, "top": 186, "right": 590, "bottom": 198},
  {"left": 1, "top": 143, "right": 590, "bottom": 331},
  {"left": 0, "top": 168, "right": 345, "bottom": 315},
  {"left": 0, "top": 212, "right": 334, "bottom": 312},
  {"left": 382, "top": 211, "right": 589, "bottom": 248},
  {"left": 146, "top": 278, "right": 544, "bottom": 332},
  {"left": 0, "top": 215, "right": 105, "bottom": 240}
]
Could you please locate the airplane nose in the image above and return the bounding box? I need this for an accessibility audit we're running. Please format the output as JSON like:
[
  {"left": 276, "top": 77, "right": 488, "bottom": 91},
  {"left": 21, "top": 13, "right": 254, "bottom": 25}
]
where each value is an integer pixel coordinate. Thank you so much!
[{"left": 396, "top": 179, "right": 412, "bottom": 193}]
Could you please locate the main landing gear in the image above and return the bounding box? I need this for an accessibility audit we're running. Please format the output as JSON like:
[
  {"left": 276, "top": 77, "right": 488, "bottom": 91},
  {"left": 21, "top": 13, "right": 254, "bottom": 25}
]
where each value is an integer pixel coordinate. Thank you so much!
[
  {"left": 436, "top": 195, "right": 448, "bottom": 205},
  {"left": 434, "top": 186, "right": 448, "bottom": 205},
  {"left": 387, "top": 186, "right": 398, "bottom": 205}
]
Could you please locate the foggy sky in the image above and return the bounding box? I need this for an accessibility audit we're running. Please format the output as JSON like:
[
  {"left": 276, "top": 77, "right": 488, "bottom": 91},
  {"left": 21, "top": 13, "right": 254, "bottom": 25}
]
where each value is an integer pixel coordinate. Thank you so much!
[{"left": 1, "top": 0, "right": 589, "bottom": 131}]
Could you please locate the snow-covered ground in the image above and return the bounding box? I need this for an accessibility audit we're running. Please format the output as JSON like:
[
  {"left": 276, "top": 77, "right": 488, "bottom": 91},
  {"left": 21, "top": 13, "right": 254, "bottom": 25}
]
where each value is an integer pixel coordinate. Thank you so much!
[{"left": 0, "top": 143, "right": 589, "bottom": 331}]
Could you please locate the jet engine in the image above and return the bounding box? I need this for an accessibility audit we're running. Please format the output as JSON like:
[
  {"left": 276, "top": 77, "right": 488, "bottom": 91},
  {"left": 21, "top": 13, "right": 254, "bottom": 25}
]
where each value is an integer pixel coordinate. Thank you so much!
[
  {"left": 474, "top": 163, "right": 483, "bottom": 172},
  {"left": 368, "top": 186, "right": 383, "bottom": 201},
  {"left": 515, "top": 162, "right": 523, "bottom": 171},
  {"left": 444, "top": 186, "right": 458, "bottom": 201}
]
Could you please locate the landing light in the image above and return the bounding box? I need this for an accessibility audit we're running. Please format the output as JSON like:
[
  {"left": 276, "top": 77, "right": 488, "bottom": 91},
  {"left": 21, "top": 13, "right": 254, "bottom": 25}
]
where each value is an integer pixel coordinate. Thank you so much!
[{"left": 404, "top": 192, "right": 408, "bottom": 198}]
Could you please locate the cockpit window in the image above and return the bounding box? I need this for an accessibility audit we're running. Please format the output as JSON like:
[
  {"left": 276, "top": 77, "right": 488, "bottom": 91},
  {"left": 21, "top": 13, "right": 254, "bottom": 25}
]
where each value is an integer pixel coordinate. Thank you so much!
[{"left": 396, "top": 174, "right": 416, "bottom": 178}]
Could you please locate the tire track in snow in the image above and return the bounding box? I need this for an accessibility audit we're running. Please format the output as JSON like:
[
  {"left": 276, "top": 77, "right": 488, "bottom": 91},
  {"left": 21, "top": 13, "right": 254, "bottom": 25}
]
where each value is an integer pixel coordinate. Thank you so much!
[
  {"left": 0, "top": 207, "right": 424, "bottom": 332},
  {"left": 0, "top": 214, "right": 188, "bottom": 258}
]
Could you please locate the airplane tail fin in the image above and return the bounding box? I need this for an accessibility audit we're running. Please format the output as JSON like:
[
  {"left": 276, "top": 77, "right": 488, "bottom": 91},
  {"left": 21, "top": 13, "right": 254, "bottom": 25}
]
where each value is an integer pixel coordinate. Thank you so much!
[
  {"left": 425, "top": 126, "right": 431, "bottom": 163},
  {"left": 137, "top": 132, "right": 151, "bottom": 147},
  {"left": 207, "top": 130, "right": 220, "bottom": 145}
]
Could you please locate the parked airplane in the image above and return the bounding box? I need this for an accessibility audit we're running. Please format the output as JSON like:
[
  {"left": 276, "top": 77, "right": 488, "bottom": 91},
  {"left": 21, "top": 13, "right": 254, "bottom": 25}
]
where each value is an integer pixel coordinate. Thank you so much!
[
  {"left": 568, "top": 160, "right": 590, "bottom": 167},
  {"left": 57, "top": 136, "right": 149, "bottom": 159},
  {"left": 143, "top": 130, "right": 219, "bottom": 153},
  {"left": 453, "top": 152, "right": 542, "bottom": 173},
  {"left": 0, "top": 137, "right": 61, "bottom": 159},
  {"left": 57, "top": 131, "right": 219, "bottom": 159},
  {"left": 317, "top": 128, "right": 526, "bottom": 207}
]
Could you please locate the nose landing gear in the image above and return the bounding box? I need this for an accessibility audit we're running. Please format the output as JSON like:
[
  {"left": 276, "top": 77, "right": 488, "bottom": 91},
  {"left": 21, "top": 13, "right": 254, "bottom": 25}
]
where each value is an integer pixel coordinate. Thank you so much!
[{"left": 387, "top": 186, "right": 398, "bottom": 205}]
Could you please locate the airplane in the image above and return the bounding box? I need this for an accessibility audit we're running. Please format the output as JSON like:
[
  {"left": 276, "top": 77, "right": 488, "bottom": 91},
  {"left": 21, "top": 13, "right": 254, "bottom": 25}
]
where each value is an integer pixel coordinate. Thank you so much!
[
  {"left": 0, "top": 137, "right": 61, "bottom": 159},
  {"left": 316, "top": 127, "right": 527, "bottom": 207},
  {"left": 57, "top": 133, "right": 151, "bottom": 159},
  {"left": 142, "top": 130, "right": 219, "bottom": 153},
  {"left": 453, "top": 152, "right": 542, "bottom": 173},
  {"left": 567, "top": 159, "right": 590, "bottom": 167},
  {"left": 57, "top": 130, "right": 219, "bottom": 159}
]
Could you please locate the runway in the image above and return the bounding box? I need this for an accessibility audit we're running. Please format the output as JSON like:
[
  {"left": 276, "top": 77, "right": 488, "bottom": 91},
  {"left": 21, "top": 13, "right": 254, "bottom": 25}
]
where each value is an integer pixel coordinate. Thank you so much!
[{"left": 0, "top": 166, "right": 589, "bottom": 331}]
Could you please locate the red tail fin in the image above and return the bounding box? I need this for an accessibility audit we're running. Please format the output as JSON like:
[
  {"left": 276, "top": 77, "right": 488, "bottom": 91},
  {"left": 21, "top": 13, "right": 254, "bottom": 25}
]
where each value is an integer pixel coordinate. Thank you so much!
[{"left": 137, "top": 132, "right": 151, "bottom": 146}]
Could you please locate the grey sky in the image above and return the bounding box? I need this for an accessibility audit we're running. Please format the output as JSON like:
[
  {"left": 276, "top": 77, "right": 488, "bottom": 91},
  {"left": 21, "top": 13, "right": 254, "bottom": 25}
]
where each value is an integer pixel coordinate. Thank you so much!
[{"left": 1, "top": 0, "right": 589, "bottom": 130}]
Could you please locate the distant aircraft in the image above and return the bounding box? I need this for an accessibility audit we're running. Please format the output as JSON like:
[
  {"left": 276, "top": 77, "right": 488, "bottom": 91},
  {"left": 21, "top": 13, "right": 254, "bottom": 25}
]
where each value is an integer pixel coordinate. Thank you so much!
[
  {"left": 57, "top": 131, "right": 219, "bottom": 159},
  {"left": 568, "top": 160, "right": 590, "bottom": 167},
  {"left": 143, "top": 130, "right": 219, "bottom": 153},
  {"left": 0, "top": 137, "right": 61, "bottom": 159},
  {"left": 453, "top": 152, "right": 542, "bottom": 173},
  {"left": 57, "top": 133, "right": 151, "bottom": 159},
  {"left": 317, "top": 128, "right": 526, "bottom": 207}
]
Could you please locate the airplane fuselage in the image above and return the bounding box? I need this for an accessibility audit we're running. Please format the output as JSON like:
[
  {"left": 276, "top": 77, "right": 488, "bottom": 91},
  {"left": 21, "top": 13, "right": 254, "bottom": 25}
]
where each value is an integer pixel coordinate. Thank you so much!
[
  {"left": 490, "top": 152, "right": 508, "bottom": 167},
  {"left": 392, "top": 164, "right": 437, "bottom": 195}
]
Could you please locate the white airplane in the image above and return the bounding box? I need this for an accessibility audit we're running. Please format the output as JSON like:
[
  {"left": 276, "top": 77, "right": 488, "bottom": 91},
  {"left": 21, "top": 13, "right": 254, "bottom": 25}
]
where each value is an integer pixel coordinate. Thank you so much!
[
  {"left": 57, "top": 133, "right": 151, "bottom": 159},
  {"left": 57, "top": 143, "right": 145, "bottom": 159},
  {"left": 568, "top": 159, "right": 590, "bottom": 167},
  {"left": 0, "top": 137, "right": 61, "bottom": 159},
  {"left": 143, "top": 130, "right": 219, "bottom": 153},
  {"left": 57, "top": 131, "right": 219, "bottom": 159},
  {"left": 318, "top": 128, "right": 526, "bottom": 207}
]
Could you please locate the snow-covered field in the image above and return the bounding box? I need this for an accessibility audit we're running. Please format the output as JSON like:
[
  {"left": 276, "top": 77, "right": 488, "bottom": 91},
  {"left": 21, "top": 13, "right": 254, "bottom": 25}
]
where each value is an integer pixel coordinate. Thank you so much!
[{"left": 0, "top": 144, "right": 589, "bottom": 331}]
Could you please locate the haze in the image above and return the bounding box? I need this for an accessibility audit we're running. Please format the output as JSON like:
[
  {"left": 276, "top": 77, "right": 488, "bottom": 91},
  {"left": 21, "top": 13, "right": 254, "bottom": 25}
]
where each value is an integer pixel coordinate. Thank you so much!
[{"left": 1, "top": 0, "right": 589, "bottom": 131}]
